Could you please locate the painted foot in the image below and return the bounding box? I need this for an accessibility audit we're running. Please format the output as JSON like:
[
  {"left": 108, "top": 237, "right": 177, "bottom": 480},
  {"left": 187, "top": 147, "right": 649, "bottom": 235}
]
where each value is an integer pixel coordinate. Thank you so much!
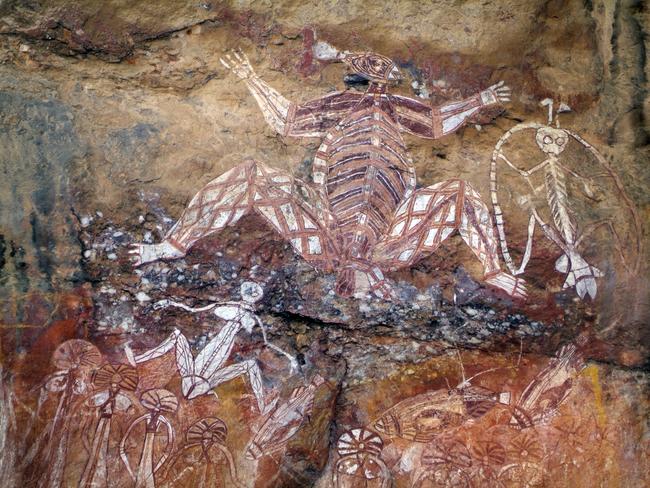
[
  {"left": 123, "top": 340, "right": 136, "bottom": 367},
  {"left": 128, "top": 241, "right": 185, "bottom": 266},
  {"left": 556, "top": 253, "right": 602, "bottom": 300},
  {"left": 485, "top": 271, "right": 527, "bottom": 300},
  {"left": 370, "top": 279, "right": 397, "bottom": 301}
]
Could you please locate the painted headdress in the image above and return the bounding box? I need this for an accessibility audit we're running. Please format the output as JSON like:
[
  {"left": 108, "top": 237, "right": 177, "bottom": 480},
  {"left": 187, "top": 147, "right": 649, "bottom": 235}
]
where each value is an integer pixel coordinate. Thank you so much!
[{"left": 313, "top": 41, "right": 400, "bottom": 83}]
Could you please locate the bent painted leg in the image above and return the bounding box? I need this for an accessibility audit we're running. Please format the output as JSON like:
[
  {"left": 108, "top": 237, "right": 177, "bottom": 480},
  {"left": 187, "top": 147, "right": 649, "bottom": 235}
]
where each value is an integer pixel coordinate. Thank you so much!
[
  {"left": 205, "top": 359, "right": 274, "bottom": 414},
  {"left": 125, "top": 329, "right": 205, "bottom": 398},
  {"left": 130, "top": 160, "right": 339, "bottom": 270},
  {"left": 373, "top": 179, "right": 526, "bottom": 299}
]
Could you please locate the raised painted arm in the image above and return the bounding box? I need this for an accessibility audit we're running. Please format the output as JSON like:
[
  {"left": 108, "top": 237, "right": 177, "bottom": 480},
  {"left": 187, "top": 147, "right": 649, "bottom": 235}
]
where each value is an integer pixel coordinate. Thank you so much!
[
  {"left": 221, "top": 50, "right": 361, "bottom": 138},
  {"left": 391, "top": 81, "right": 511, "bottom": 139}
]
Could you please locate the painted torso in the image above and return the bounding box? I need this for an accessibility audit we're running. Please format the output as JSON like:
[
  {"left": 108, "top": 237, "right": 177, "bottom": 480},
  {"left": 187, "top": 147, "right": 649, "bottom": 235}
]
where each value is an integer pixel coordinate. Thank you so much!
[{"left": 316, "top": 85, "right": 416, "bottom": 261}]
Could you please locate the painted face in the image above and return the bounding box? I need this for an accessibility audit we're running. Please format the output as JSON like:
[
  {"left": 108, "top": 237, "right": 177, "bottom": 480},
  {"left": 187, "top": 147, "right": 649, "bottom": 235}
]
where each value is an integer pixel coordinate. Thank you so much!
[
  {"left": 535, "top": 127, "right": 568, "bottom": 156},
  {"left": 341, "top": 52, "right": 401, "bottom": 83}
]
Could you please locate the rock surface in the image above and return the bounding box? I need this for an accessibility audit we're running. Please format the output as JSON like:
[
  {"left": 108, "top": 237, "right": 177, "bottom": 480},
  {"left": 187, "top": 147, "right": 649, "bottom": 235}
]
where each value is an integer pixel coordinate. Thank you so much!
[{"left": 0, "top": 1, "right": 648, "bottom": 487}]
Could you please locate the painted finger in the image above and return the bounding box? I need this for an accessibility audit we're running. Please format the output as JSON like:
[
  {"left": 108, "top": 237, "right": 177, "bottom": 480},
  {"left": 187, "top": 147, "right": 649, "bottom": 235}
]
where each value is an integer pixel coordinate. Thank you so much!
[
  {"left": 220, "top": 58, "right": 231, "bottom": 69},
  {"left": 489, "top": 80, "right": 505, "bottom": 91}
]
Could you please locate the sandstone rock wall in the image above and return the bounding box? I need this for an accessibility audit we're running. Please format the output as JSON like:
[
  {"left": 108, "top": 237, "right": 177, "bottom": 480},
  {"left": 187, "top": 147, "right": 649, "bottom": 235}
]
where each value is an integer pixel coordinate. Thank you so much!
[{"left": 0, "top": 1, "right": 648, "bottom": 487}]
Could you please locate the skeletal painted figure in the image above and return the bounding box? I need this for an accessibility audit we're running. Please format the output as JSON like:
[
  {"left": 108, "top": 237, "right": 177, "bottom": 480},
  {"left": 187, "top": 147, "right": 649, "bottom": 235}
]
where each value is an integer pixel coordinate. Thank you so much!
[
  {"left": 130, "top": 43, "right": 526, "bottom": 300},
  {"left": 79, "top": 363, "right": 138, "bottom": 488},
  {"left": 246, "top": 374, "right": 324, "bottom": 460},
  {"left": 26, "top": 340, "right": 102, "bottom": 488},
  {"left": 490, "top": 99, "right": 642, "bottom": 299},
  {"left": 160, "top": 417, "right": 244, "bottom": 488},
  {"left": 333, "top": 428, "right": 391, "bottom": 488},
  {"left": 120, "top": 389, "right": 178, "bottom": 488},
  {"left": 125, "top": 282, "right": 296, "bottom": 413}
]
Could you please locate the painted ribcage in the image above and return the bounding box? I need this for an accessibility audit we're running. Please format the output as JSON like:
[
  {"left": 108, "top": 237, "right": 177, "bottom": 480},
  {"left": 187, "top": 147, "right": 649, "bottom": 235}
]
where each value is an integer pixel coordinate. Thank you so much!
[{"left": 322, "top": 106, "right": 413, "bottom": 259}]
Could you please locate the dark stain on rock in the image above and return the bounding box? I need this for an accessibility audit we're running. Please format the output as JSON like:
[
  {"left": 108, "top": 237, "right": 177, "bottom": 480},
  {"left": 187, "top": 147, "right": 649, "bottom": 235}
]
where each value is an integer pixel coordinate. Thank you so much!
[
  {"left": 0, "top": 234, "right": 6, "bottom": 275},
  {"left": 103, "top": 123, "right": 160, "bottom": 169},
  {"left": 0, "top": 87, "right": 83, "bottom": 307},
  {"left": 29, "top": 211, "right": 54, "bottom": 289}
]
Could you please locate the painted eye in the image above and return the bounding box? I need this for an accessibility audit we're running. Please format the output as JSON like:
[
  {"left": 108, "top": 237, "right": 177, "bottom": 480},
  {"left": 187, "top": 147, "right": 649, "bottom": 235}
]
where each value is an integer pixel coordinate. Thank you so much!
[
  {"left": 556, "top": 137, "right": 566, "bottom": 145},
  {"left": 543, "top": 135, "right": 553, "bottom": 144}
]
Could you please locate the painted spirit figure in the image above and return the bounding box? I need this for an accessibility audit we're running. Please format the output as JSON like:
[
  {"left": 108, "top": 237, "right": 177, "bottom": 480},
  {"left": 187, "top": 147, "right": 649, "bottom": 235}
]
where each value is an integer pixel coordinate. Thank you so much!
[
  {"left": 125, "top": 282, "right": 296, "bottom": 414},
  {"left": 130, "top": 44, "right": 526, "bottom": 300},
  {"left": 490, "top": 99, "right": 642, "bottom": 299}
]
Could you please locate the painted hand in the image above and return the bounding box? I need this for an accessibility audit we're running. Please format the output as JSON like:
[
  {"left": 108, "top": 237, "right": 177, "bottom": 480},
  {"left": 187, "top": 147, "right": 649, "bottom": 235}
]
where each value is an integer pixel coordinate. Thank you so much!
[
  {"left": 481, "top": 80, "right": 511, "bottom": 105},
  {"left": 220, "top": 49, "right": 256, "bottom": 80}
]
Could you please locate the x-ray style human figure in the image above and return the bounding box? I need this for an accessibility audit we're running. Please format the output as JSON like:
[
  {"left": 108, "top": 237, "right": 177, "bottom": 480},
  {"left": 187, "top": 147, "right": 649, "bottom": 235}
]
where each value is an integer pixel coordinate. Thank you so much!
[
  {"left": 490, "top": 99, "right": 642, "bottom": 299},
  {"left": 129, "top": 42, "right": 526, "bottom": 300},
  {"left": 125, "top": 282, "right": 297, "bottom": 414}
]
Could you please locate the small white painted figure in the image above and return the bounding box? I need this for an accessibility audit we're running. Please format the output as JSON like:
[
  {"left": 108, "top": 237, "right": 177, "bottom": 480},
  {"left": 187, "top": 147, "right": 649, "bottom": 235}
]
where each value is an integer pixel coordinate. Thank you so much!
[
  {"left": 490, "top": 99, "right": 642, "bottom": 299},
  {"left": 125, "top": 282, "right": 298, "bottom": 414}
]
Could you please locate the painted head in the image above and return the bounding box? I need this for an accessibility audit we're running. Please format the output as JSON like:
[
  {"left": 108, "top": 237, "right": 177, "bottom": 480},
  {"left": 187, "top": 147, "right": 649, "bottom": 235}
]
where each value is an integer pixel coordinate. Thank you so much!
[
  {"left": 240, "top": 281, "right": 264, "bottom": 304},
  {"left": 313, "top": 41, "right": 401, "bottom": 84},
  {"left": 535, "top": 127, "right": 569, "bottom": 156}
]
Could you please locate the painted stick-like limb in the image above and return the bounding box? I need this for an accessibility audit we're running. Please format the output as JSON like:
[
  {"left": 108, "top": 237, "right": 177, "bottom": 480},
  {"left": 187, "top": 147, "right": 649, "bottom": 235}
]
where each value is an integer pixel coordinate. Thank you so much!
[
  {"left": 135, "top": 422, "right": 157, "bottom": 488},
  {"left": 213, "top": 443, "right": 246, "bottom": 488},
  {"left": 253, "top": 315, "right": 298, "bottom": 373},
  {"left": 205, "top": 360, "right": 267, "bottom": 413},
  {"left": 152, "top": 299, "right": 218, "bottom": 314},
  {"left": 122, "top": 414, "right": 174, "bottom": 488},
  {"left": 531, "top": 208, "right": 569, "bottom": 253},
  {"left": 120, "top": 414, "right": 148, "bottom": 481},
  {"left": 499, "top": 154, "right": 550, "bottom": 184},
  {"left": 439, "top": 81, "right": 511, "bottom": 135},
  {"left": 126, "top": 329, "right": 183, "bottom": 366},
  {"left": 79, "top": 414, "right": 110, "bottom": 488},
  {"left": 490, "top": 123, "right": 547, "bottom": 275},
  {"left": 567, "top": 129, "right": 643, "bottom": 275}
]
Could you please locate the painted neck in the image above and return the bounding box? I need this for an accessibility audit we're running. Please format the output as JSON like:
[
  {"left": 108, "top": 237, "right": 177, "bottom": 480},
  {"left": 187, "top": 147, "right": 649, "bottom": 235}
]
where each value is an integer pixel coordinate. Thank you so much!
[{"left": 367, "top": 82, "right": 387, "bottom": 95}]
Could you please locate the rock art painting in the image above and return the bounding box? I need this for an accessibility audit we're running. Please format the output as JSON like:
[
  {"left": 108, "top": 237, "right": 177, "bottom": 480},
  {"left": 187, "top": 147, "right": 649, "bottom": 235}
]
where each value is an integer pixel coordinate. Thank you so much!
[
  {"left": 125, "top": 282, "right": 297, "bottom": 412},
  {"left": 0, "top": 3, "right": 648, "bottom": 487},
  {"left": 329, "top": 343, "right": 643, "bottom": 488},
  {"left": 11, "top": 335, "right": 326, "bottom": 488},
  {"left": 130, "top": 45, "right": 526, "bottom": 300},
  {"left": 490, "top": 100, "right": 642, "bottom": 300}
]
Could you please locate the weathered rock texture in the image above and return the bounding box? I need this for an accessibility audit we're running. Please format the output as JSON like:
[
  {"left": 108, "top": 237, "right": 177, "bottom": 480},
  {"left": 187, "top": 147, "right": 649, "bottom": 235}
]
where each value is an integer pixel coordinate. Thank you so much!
[{"left": 0, "top": 1, "right": 648, "bottom": 487}]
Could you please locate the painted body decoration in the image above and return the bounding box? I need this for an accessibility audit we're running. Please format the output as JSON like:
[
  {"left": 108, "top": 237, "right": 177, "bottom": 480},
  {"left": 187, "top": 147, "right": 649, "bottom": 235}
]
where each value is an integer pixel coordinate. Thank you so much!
[
  {"left": 120, "top": 389, "right": 178, "bottom": 488},
  {"left": 246, "top": 374, "right": 324, "bottom": 460},
  {"left": 334, "top": 343, "right": 585, "bottom": 485},
  {"left": 130, "top": 44, "right": 526, "bottom": 300},
  {"left": 79, "top": 364, "right": 138, "bottom": 488}
]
